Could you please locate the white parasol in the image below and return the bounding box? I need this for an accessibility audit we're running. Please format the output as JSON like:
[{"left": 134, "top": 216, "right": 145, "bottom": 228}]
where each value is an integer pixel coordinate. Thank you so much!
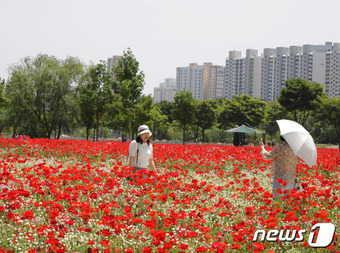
[{"left": 276, "top": 119, "right": 317, "bottom": 167}]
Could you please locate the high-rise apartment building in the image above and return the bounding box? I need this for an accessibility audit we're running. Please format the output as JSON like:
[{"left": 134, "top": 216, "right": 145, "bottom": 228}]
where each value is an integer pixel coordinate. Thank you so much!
[
  {"left": 153, "top": 78, "right": 177, "bottom": 103},
  {"left": 155, "top": 42, "right": 340, "bottom": 102},
  {"left": 274, "top": 47, "right": 289, "bottom": 97},
  {"left": 203, "top": 62, "right": 213, "bottom": 100},
  {"left": 176, "top": 63, "right": 204, "bottom": 101},
  {"left": 245, "top": 49, "right": 262, "bottom": 98},
  {"left": 209, "top": 65, "right": 226, "bottom": 99},
  {"left": 301, "top": 43, "right": 332, "bottom": 85},
  {"left": 325, "top": 43, "right": 340, "bottom": 98},
  {"left": 226, "top": 51, "right": 245, "bottom": 99},
  {"left": 261, "top": 48, "right": 276, "bottom": 101},
  {"left": 260, "top": 42, "right": 336, "bottom": 101},
  {"left": 287, "top": 46, "right": 302, "bottom": 80},
  {"left": 261, "top": 47, "right": 290, "bottom": 101},
  {"left": 226, "top": 50, "right": 261, "bottom": 99}
]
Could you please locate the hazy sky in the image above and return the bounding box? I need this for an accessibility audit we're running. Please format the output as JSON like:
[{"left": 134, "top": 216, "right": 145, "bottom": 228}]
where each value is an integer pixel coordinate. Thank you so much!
[{"left": 1, "top": 0, "right": 339, "bottom": 95}]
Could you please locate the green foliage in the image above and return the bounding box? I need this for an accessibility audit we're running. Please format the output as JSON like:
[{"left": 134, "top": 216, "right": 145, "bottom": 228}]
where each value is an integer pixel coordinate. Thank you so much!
[
  {"left": 77, "top": 82, "right": 95, "bottom": 140},
  {"left": 263, "top": 101, "right": 293, "bottom": 137},
  {"left": 5, "top": 54, "right": 85, "bottom": 138},
  {"left": 278, "top": 78, "right": 326, "bottom": 127},
  {"left": 78, "top": 61, "right": 117, "bottom": 141},
  {"left": 0, "top": 77, "right": 9, "bottom": 108},
  {"left": 113, "top": 49, "right": 145, "bottom": 138},
  {"left": 134, "top": 95, "right": 153, "bottom": 131},
  {"left": 218, "top": 95, "right": 266, "bottom": 130},
  {"left": 148, "top": 105, "right": 169, "bottom": 140},
  {"left": 0, "top": 78, "right": 10, "bottom": 134},
  {"left": 156, "top": 101, "right": 174, "bottom": 124},
  {"left": 194, "top": 101, "right": 216, "bottom": 142},
  {"left": 315, "top": 97, "right": 340, "bottom": 147},
  {"left": 172, "top": 89, "right": 197, "bottom": 144},
  {"left": 3, "top": 54, "right": 338, "bottom": 146}
]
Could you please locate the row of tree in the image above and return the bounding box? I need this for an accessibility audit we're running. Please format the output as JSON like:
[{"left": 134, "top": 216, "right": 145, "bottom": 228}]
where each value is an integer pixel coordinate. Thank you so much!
[
  {"left": 0, "top": 51, "right": 339, "bottom": 146},
  {"left": 0, "top": 49, "right": 146, "bottom": 141},
  {"left": 157, "top": 83, "right": 340, "bottom": 147}
]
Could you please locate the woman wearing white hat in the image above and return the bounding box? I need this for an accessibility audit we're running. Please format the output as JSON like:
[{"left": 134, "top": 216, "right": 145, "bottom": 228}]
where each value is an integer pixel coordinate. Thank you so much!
[{"left": 128, "top": 125, "right": 156, "bottom": 176}]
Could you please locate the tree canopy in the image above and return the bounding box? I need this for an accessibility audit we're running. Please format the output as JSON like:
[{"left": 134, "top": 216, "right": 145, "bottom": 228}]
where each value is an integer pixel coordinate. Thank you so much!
[
  {"left": 1, "top": 52, "right": 339, "bottom": 146},
  {"left": 113, "top": 48, "right": 145, "bottom": 139},
  {"left": 172, "top": 89, "right": 196, "bottom": 144},
  {"left": 316, "top": 97, "right": 340, "bottom": 148},
  {"left": 218, "top": 95, "right": 266, "bottom": 129},
  {"left": 278, "top": 78, "right": 326, "bottom": 127},
  {"left": 5, "top": 54, "right": 85, "bottom": 138}
]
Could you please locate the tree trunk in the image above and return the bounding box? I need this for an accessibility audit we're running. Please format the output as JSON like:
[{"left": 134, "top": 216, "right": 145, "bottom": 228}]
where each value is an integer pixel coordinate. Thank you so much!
[
  {"left": 202, "top": 129, "right": 205, "bottom": 143},
  {"left": 182, "top": 125, "right": 186, "bottom": 145},
  {"left": 160, "top": 129, "right": 167, "bottom": 140},
  {"left": 57, "top": 124, "right": 62, "bottom": 139},
  {"left": 193, "top": 127, "right": 199, "bottom": 142},
  {"left": 86, "top": 127, "right": 90, "bottom": 140},
  {"left": 93, "top": 126, "right": 96, "bottom": 142},
  {"left": 96, "top": 112, "right": 99, "bottom": 142}
]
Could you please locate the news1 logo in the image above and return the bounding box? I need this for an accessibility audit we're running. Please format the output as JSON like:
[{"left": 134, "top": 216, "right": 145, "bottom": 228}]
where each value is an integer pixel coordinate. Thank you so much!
[{"left": 253, "top": 223, "right": 336, "bottom": 248}]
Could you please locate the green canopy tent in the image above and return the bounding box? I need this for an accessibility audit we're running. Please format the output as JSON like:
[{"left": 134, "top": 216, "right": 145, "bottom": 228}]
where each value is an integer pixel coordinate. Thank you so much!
[{"left": 224, "top": 125, "right": 264, "bottom": 146}]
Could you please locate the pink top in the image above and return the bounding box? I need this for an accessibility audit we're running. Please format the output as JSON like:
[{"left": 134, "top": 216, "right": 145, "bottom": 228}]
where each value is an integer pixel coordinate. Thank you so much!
[{"left": 261, "top": 142, "right": 299, "bottom": 185}]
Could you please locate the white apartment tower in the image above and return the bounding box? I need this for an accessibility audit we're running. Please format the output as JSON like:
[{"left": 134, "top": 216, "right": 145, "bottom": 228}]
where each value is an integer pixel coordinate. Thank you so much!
[
  {"left": 226, "top": 51, "right": 245, "bottom": 99},
  {"left": 301, "top": 42, "right": 332, "bottom": 85},
  {"left": 153, "top": 78, "right": 177, "bottom": 103},
  {"left": 325, "top": 43, "right": 340, "bottom": 98},
  {"left": 245, "top": 49, "right": 262, "bottom": 98},
  {"left": 287, "top": 46, "right": 302, "bottom": 79},
  {"left": 203, "top": 63, "right": 213, "bottom": 100},
  {"left": 261, "top": 49, "right": 277, "bottom": 101},
  {"left": 301, "top": 43, "right": 332, "bottom": 85},
  {"left": 226, "top": 50, "right": 261, "bottom": 99},
  {"left": 274, "top": 47, "right": 289, "bottom": 95},
  {"left": 176, "top": 63, "right": 204, "bottom": 101},
  {"left": 260, "top": 42, "right": 335, "bottom": 101},
  {"left": 209, "top": 65, "right": 226, "bottom": 99}
]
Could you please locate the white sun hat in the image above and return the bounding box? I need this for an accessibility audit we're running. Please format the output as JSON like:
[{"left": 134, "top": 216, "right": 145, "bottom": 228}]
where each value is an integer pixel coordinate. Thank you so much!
[{"left": 137, "top": 125, "right": 152, "bottom": 137}]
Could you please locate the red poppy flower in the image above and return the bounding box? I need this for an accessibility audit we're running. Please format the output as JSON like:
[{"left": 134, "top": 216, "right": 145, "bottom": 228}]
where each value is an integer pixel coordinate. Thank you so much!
[
  {"left": 21, "top": 211, "right": 34, "bottom": 220},
  {"left": 100, "top": 240, "right": 111, "bottom": 247}
]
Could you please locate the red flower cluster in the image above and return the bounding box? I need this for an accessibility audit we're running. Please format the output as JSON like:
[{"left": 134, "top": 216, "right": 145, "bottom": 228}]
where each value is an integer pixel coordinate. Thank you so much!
[{"left": 0, "top": 137, "right": 339, "bottom": 252}]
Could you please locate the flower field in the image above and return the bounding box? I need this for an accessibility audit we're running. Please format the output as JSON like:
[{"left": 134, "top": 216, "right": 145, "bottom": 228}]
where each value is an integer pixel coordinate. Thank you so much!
[{"left": 0, "top": 137, "right": 339, "bottom": 252}]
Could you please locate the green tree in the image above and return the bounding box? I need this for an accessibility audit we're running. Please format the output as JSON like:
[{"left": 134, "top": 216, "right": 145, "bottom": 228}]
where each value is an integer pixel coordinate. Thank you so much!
[
  {"left": 152, "top": 101, "right": 174, "bottom": 140},
  {"left": 51, "top": 57, "right": 85, "bottom": 138},
  {"left": 0, "top": 77, "right": 9, "bottom": 134},
  {"left": 218, "top": 95, "right": 266, "bottom": 130},
  {"left": 149, "top": 106, "right": 169, "bottom": 140},
  {"left": 156, "top": 101, "right": 174, "bottom": 124},
  {"left": 263, "top": 101, "right": 292, "bottom": 137},
  {"left": 172, "top": 89, "right": 196, "bottom": 144},
  {"left": 0, "top": 77, "right": 8, "bottom": 107},
  {"left": 134, "top": 95, "right": 153, "bottom": 132},
  {"left": 5, "top": 54, "right": 85, "bottom": 138},
  {"left": 77, "top": 83, "right": 95, "bottom": 140},
  {"left": 195, "top": 101, "right": 216, "bottom": 143},
  {"left": 316, "top": 97, "right": 340, "bottom": 147},
  {"left": 113, "top": 48, "right": 145, "bottom": 139},
  {"left": 278, "top": 78, "right": 326, "bottom": 127},
  {"left": 79, "top": 62, "right": 116, "bottom": 141}
]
